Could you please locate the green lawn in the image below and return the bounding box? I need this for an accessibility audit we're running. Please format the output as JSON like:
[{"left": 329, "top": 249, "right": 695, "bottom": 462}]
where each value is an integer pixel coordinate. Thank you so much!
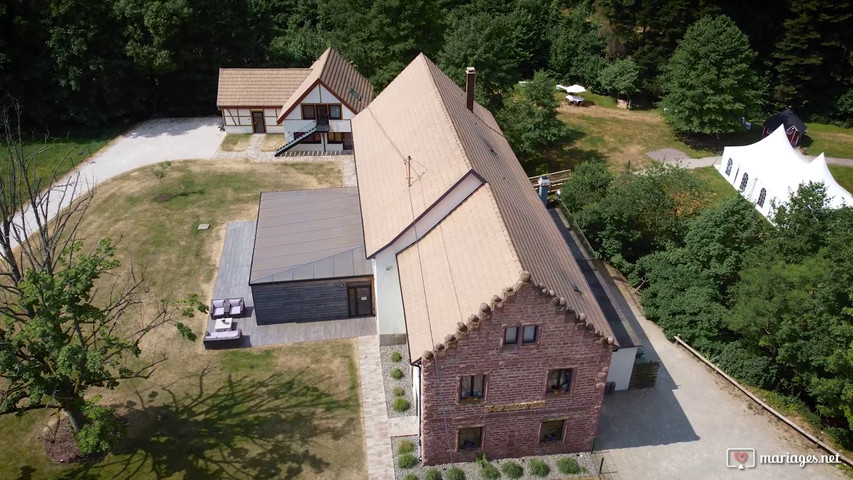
[
  {"left": 689, "top": 166, "right": 738, "bottom": 207},
  {"left": 805, "top": 123, "right": 853, "bottom": 159},
  {"left": 553, "top": 92, "right": 763, "bottom": 172},
  {"left": 0, "top": 159, "right": 367, "bottom": 480},
  {"left": 3, "top": 128, "right": 121, "bottom": 199},
  {"left": 829, "top": 165, "right": 853, "bottom": 193}
]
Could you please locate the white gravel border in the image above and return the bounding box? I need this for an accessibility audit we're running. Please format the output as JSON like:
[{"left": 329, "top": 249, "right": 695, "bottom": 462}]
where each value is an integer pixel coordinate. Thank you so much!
[
  {"left": 391, "top": 435, "right": 601, "bottom": 480},
  {"left": 380, "top": 343, "right": 417, "bottom": 418}
]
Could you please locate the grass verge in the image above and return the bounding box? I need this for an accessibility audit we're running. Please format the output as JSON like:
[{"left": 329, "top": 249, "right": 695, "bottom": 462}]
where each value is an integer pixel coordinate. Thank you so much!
[
  {"left": 805, "top": 123, "right": 853, "bottom": 159},
  {"left": 219, "top": 134, "right": 251, "bottom": 152}
]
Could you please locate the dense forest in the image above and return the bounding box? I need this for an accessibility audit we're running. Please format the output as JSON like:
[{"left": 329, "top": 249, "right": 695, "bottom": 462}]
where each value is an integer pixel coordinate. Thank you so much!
[
  {"left": 565, "top": 163, "right": 853, "bottom": 448},
  {"left": 1, "top": 0, "right": 851, "bottom": 131}
]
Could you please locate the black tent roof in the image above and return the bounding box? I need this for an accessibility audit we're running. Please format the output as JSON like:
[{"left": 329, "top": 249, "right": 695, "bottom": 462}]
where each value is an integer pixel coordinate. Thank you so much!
[{"left": 764, "top": 107, "right": 806, "bottom": 133}]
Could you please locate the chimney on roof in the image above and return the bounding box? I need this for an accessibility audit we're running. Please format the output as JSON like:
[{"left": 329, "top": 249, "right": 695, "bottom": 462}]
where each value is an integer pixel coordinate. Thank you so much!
[{"left": 465, "top": 67, "right": 476, "bottom": 112}]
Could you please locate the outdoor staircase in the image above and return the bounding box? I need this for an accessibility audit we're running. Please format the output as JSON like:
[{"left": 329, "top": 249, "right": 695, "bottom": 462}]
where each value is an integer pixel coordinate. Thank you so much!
[{"left": 274, "top": 120, "right": 331, "bottom": 156}]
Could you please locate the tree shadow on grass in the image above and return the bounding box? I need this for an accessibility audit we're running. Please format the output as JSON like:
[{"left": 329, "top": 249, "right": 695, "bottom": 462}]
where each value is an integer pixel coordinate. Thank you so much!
[
  {"left": 59, "top": 367, "right": 358, "bottom": 480},
  {"left": 676, "top": 129, "right": 763, "bottom": 154},
  {"left": 540, "top": 129, "right": 610, "bottom": 173}
]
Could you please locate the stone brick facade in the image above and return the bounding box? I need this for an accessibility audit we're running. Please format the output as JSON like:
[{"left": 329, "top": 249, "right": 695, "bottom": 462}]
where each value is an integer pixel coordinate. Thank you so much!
[{"left": 418, "top": 277, "right": 613, "bottom": 465}]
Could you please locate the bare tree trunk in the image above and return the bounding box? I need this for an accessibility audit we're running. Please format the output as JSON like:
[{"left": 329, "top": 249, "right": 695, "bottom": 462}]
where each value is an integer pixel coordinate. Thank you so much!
[{"left": 65, "top": 405, "right": 86, "bottom": 434}]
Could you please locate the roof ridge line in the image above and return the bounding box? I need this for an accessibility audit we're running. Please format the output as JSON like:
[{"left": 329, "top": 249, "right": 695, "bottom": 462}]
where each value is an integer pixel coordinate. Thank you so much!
[{"left": 421, "top": 56, "right": 474, "bottom": 172}]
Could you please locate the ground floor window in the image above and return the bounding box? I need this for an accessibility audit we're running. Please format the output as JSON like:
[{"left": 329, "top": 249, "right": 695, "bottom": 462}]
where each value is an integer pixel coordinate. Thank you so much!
[
  {"left": 328, "top": 132, "right": 344, "bottom": 144},
  {"left": 458, "top": 426, "right": 483, "bottom": 451},
  {"left": 546, "top": 368, "right": 573, "bottom": 394},
  {"left": 540, "top": 419, "right": 565, "bottom": 443}
]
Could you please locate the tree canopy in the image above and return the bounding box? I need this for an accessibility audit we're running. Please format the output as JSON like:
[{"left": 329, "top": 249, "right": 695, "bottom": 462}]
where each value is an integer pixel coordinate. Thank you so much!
[
  {"left": 658, "top": 15, "right": 765, "bottom": 135},
  {"left": 1, "top": 0, "right": 851, "bottom": 130}
]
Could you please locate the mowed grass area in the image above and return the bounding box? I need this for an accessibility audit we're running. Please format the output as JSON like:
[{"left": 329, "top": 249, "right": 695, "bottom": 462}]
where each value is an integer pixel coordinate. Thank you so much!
[
  {"left": 261, "top": 134, "right": 285, "bottom": 152},
  {"left": 689, "top": 166, "right": 738, "bottom": 206},
  {"left": 0, "top": 159, "right": 368, "bottom": 480},
  {"left": 805, "top": 123, "right": 853, "bottom": 159},
  {"left": 555, "top": 100, "right": 726, "bottom": 170},
  {"left": 829, "top": 165, "right": 853, "bottom": 193},
  {"left": 219, "top": 133, "right": 251, "bottom": 152}
]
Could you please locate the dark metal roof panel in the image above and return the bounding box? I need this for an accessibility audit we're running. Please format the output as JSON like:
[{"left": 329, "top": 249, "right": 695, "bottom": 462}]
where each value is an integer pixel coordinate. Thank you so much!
[{"left": 250, "top": 187, "right": 372, "bottom": 284}]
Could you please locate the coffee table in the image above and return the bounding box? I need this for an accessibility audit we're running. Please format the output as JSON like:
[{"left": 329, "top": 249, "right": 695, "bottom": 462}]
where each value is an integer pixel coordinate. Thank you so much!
[{"left": 214, "top": 317, "right": 233, "bottom": 332}]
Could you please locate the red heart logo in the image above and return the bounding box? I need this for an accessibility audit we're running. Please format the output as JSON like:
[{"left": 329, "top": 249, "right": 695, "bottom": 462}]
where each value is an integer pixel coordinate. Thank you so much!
[{"left": 734, "top": 452, "right": 748, "bottom": 464}]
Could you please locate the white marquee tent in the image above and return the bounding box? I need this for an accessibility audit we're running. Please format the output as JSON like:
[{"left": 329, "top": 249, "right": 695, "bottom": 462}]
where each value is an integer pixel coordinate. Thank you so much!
[{"left": 716, "top": 126, "right": 853, "bottom": 219}]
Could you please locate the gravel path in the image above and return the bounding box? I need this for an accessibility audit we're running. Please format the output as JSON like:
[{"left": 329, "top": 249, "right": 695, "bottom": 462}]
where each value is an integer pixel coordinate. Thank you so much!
[{"left": 380, "top": 343, "right": 417, "bottom": 418}]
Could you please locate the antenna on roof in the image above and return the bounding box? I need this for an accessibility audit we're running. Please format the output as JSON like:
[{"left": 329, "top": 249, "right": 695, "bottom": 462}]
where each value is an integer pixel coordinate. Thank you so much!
[{"left": 407, "top": 155, "right": 412, "bottom": 187}]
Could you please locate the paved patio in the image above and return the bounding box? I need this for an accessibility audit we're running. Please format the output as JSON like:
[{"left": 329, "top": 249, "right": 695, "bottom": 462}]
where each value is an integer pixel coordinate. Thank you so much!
[{"left": 208, "top": 221, "right": 376, "bottom": 347}]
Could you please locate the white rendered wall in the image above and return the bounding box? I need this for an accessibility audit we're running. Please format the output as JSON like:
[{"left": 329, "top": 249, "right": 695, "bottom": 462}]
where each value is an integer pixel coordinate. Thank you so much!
[
  {"left": 607, "top": 347, "right": 637, "bottom": 391},
  {"left": 373, "top": 173, "right": 484, "bottom": 336}
]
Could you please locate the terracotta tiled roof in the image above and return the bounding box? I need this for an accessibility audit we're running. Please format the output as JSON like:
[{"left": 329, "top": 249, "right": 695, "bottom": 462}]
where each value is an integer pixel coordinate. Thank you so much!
[
  {"left": 353, "top": 54, "right": 615, "bottom": 359},
  {"left": 276, "top": 48, "right": 374, "bottom": 122},
  {"left": 216, "top": 68, "right": 311, "bottom": 107}
]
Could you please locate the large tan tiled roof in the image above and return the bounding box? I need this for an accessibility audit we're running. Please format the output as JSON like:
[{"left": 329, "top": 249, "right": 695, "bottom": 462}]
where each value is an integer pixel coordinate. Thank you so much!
[
  {"left": 397, "top": 186, "right": 523, "bottom": 358},
  {"left": 353, "top": 54, "right": 614, "bottom": 357},
  {"left": 216, "top": 68, "right": 311, "bottom": 107},
  {"left": 277, "top": 48, "right": 374, "bottom": 122}
]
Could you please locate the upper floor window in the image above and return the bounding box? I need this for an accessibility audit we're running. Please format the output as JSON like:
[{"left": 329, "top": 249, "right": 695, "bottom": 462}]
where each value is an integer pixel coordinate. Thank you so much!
[
  {"left": 460, "top": 374, "right": 486, "bottom": 403},
  {"left": 739, "top": 173, "right": 749, "bottom": 192},
  {"left": 725, "top": 158, "right": 733, "bottom": 176},
  {"left": 522, "top": 325, "right": 538, "bottom": 344},
  {"left": 329, "top": 104, "right": 342, "bottom": 119},
  {"left": 301, "top": 104, "right": 315, "bottom": 119},
  {"left": 546, "top": 368, "right": 573, "bottom": 394},
  {"left": 757, "top": 188, "right": 767, "bottom": 207},
  {"left": 504, "top": 327, "right": 519, "bottom": 345}
]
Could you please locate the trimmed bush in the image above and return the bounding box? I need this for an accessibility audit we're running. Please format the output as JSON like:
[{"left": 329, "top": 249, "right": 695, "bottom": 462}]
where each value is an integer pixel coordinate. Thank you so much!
[
  {"left": 392, "top": 397, "right": 411, "bottom": 412},
  {"left": 397, "top": 453, "right": 418, "bottom": 469},
  {"left": 501, "top": 461, "right": 523, "bottom": 479},
  {"left": 391, "top": 351, "right": 403, "bottom": 362},
  {"left": 397, "top": 439, "right": 415, "bottom": 454},
  {"left": 390, "top": 368, "right": 404, "bottom": 380},
  {"left": 557, "top": 456, "right": 583, "bottom": 474},
  {"left": 403, "top": 474, "right": 419, "bottom": 480},
  {"left": 528, "top": 459, "right": 550, "bottom": 477},
  {"left": 446, "top": 467, "right": 465, "bottom": 480},
  {"left": 481, "top": 462, "right": 501, "bottom": 479},
  {"left": 425, "top": 468, "right": 443, "bottom": 480},
  {"left": 393, "top": 386, "right": 405, "bottom": 397}
]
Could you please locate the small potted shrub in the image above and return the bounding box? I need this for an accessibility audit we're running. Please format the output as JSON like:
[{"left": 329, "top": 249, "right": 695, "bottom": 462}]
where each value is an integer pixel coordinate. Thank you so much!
[
  {"left": 500, "top": 461, "right": 523, "bottom": 479},
  {"left": 390, "top": 368, "right": 404, "bottom": 380},
  {"left": 397, "top": 439, "right": 415, "bottom": 454},
  {"left": 393, "top": 386, "right": 405, "bottom": 397},
  {"left": 403, "top": 474, "right": 419, "bottom": 480},
  {"left": 528, "top": 459, "right": 550, "bottom": 477},
  {"left": 445, "top": 467, "right": 465, "bottom": 480},
  {"left": 424, "top": 468, "right": 442, "bottom": 480},
  {"left": 391, "top": 351, "right": 403, "bottom": 362},
  {"left": 557, "top": 456, "right": 583, "bottom": 474},
  {"left": 397, "top": 453, "right": 418, "bottom": 469},
  {"left": 392, "top": 397, "right": 411, "bottom": 412}
]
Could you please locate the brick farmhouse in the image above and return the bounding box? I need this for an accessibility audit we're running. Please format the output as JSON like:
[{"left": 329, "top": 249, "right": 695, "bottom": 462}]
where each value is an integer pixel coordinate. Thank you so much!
[{"left": 352, "top": 54, "right": 623, "bottom": 464}]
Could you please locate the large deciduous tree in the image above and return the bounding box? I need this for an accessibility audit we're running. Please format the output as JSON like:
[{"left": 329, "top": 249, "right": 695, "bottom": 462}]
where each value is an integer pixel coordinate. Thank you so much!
[
  {"left": 597, "top": 58, "right": 639, "bottom": 102},
  {"left": 0, "top": 101, "right": 203, "bottom": 453},
  {"left": 658, "top": 15, "right": 764, "bottom": 135},
  {"left": 497, "top": 71, "right": 570, "bottom": 173}
]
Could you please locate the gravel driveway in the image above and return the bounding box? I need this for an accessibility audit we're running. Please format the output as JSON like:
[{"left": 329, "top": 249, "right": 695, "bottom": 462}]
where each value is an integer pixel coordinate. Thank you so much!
[
  {"left": 596, "top": 276, "right": 848, "bottom": 480},
  {"left": 12, "top": 117, "right": 224, "bottom": 249}
]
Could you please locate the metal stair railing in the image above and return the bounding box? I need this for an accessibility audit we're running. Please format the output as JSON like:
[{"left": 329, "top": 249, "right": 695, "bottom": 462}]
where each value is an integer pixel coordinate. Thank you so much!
[{"left": 273, "top": 120, "right": 319, "bottom": 156}]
